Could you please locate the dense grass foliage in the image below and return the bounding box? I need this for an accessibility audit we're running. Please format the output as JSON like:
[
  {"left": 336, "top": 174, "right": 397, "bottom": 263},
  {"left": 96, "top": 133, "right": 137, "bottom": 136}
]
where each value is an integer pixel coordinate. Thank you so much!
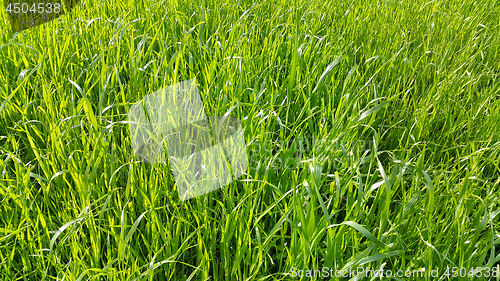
[{"left": 1, "top": 0, "right": 499, "bottom": 279}]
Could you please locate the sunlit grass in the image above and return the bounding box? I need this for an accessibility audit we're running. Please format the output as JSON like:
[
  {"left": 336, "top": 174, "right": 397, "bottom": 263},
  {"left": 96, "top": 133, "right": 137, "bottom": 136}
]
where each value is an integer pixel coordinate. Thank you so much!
[{"left": 0, "top": 0, "right": 499, "bottom": 280}]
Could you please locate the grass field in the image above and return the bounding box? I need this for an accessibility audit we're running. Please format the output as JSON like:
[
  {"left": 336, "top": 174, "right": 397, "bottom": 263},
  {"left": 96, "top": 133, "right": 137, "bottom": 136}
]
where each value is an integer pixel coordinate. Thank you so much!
[{"left": 1, "top": 0, "right": 500, "bottom": 280}]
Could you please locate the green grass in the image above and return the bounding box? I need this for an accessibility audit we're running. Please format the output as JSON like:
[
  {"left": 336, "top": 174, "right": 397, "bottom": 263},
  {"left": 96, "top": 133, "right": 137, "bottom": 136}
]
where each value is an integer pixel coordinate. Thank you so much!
[{"left": 0, "top": 0, "right": 499, "bottom": 280}]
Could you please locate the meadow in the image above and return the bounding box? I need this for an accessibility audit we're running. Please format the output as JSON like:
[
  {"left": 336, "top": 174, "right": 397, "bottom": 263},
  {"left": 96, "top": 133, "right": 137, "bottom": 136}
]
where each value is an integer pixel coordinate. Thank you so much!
[{"left": 0, "top": 0, "right": 499, "bottom": 280}]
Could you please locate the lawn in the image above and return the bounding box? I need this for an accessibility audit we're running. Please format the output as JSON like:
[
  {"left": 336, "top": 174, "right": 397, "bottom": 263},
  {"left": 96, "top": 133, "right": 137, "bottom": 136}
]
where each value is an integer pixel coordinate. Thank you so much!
[{"left": 0, "top": 0, "right": 499, "bottom": 280}]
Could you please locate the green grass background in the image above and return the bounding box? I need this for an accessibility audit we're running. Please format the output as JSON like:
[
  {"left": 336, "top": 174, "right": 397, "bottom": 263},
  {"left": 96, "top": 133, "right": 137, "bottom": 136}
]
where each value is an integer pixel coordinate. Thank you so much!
[{"left": 0, "top": 0, "right": 499, "bottom": 280}]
